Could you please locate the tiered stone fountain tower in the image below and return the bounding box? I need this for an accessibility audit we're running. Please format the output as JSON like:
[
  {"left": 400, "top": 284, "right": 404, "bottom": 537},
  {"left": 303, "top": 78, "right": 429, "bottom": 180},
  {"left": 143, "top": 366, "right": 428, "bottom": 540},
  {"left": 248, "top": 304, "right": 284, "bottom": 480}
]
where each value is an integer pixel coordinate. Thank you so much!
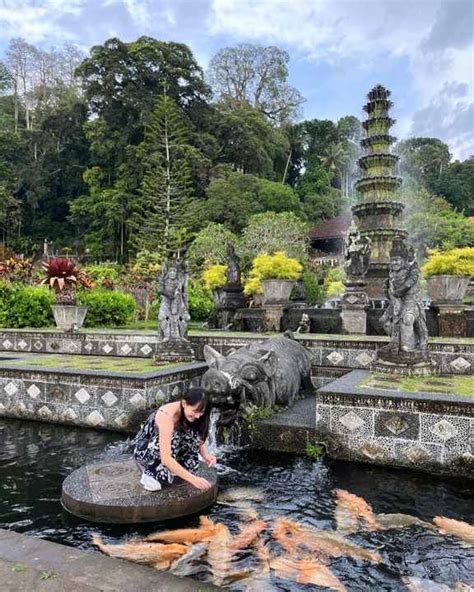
[{"left": 353, "top": 85, "right": 405, "bottom": 299}]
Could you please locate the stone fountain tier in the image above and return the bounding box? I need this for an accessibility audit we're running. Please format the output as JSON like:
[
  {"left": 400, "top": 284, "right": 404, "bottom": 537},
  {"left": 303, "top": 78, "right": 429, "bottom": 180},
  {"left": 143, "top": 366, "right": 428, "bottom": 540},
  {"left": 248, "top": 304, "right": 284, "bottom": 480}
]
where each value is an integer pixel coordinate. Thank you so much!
[{"left": 61, "top": 456, "right": 217, "bottom": 523}]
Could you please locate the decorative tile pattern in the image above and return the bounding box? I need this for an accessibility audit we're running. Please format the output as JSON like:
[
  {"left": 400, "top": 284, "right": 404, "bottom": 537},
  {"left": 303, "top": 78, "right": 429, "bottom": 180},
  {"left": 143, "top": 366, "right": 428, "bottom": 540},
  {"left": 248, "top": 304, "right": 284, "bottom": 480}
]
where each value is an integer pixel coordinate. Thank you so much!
[
  {"left": 115, "top": 413, "right": 130, "bottom": 428},
  {"left": 327, "top": 351, "right": 344, "bottom": 365},
  {"left": 140, "top": 344, "right": 152, "bottom": 355},
  {"left": 404, "top": 445, "right": 430, "bottom": 464},
  {"left": 27, "top": 384, "right": 41, "bottom": 399},
  {"left": 130, "top": 392, "right": 146, "bottom": 407},
  {"left": 84, "top": 342, "right": 94, "bottom": 352},
  {"left": 2, "top": 339, "right": 13, "bottom": 349},
  {"left": 375, "top": 411, "right": 420, "bottom": 440},
  {"left": 17, "top": 339, "right": 28, "bottom": 350},
  {"left": 339, "top": 410, "right": 365, "bottom": 432},
  {"left": 33, "top": 341, "right": 43, "bottom": 350},
  {"left": 430, "top": 419, "right": 458, "bottom": 442},
  {"left": 86, "top": 411, "right": 105, "bottom": 426},
  {"left": 355, "top": 352, "right": 373, "bottom": 367},
  {"left": 346, "top": 295, "right": 359, "bottom": 305},
  {"left": 101, "top": 391, "right": 118, "bottom": 407},
  {"left": 74, "top": 388, "right": 91, "bottom": 404},
  {"left": 4, "top": 382, "right": 18, "bottom": 396},
  {"left": 64, "top": 408, "right": 78, "bottom": 420},
  {"left": 102, "top": 344, "right": 113, "bottom": 354},
  {"left": 449, "top": 357, "right": 471, "bottom": 372},
  {"left": 38, "top": 405, "right": 52, "bottom": 418},
  {"left": 360, "top": 441, "right": 386, "bottom": 461},
  {"left": 120, "top": 344, "right": 132, "bottom": 355}
]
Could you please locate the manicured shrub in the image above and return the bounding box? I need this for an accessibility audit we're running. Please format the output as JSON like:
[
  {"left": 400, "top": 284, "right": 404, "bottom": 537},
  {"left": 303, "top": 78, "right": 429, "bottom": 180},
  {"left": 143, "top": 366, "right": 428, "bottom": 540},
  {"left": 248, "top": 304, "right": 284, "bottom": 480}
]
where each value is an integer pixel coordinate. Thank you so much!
[
  {"left": 323, "top": 266, "right": 346, "bottom": 299},
  {"left": 188, "top": 280, "right": 214, "bottom": 320},
  {"left": 422, "top": 247, "right": 474, "bottom": 277},
  {"left": 84, "top": 263, "right": 121, "bottom": 284},
  {"left": 202, "top": 265, "right": 227, "bottom": 291},
  {"left": 244, "top": 251, "right": 302, "bottom": 295},
  {"left": 0, "top": 282, "right": 54, "bottom": 328},
  {"left": 301, "top": 271, "right": 324, "bottom": 305},
  {"left": 77, "top": 289, "right": 136, "bottom": 327}
]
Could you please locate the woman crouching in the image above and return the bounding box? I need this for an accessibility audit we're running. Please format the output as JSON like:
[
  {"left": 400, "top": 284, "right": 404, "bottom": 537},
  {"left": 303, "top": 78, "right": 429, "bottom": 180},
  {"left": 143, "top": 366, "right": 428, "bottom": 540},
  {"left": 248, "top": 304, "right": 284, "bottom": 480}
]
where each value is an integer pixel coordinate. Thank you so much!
[{"left": 134, "top": 387, "right": 216, "bottom": 492}]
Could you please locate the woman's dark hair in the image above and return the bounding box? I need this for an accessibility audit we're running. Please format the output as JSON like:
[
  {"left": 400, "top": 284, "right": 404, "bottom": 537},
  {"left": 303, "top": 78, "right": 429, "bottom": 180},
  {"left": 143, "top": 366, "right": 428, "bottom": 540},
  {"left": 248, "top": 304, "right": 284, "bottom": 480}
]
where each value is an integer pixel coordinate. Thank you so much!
[{"left": 176, "top": 387, "right": 211, "bottom": 441}]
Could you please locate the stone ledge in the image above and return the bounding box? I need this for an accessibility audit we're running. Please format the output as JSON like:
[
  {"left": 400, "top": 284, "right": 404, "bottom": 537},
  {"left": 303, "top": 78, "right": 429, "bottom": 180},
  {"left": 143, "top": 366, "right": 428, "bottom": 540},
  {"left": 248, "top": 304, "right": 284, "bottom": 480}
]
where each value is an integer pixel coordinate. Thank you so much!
[{"left": 0, "top": 528, "right": 218, "bottom": 591}]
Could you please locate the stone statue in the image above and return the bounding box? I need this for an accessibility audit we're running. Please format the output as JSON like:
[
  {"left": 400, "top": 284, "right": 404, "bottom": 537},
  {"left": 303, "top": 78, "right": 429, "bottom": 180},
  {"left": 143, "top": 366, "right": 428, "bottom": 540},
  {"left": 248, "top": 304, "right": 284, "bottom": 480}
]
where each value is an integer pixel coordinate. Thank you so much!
[
  {"left": 344, "top": 222, "right": 371, "bottom": 280},
  {"left": 296, "top": 312, "right": 311, "bottom": 333},
  {"left": 201, "top": 333, "right": 312, "bottom": 426},
  {"left": 379, "top": 238, "right": 429, "bottom": 364},
  {"left": 226, "top": 241, "right": 241, "bottom": 286},
  {"left": 158, "top": 258, "right": 190, "bottom": 341}
]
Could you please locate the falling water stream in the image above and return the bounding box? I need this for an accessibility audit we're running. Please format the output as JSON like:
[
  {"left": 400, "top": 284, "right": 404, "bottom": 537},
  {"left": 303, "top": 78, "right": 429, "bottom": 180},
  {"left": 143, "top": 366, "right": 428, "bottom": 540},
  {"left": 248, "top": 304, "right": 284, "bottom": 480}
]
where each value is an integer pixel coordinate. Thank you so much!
[{"left": 1, "top": 417, "right": 473, "bottom": 591}]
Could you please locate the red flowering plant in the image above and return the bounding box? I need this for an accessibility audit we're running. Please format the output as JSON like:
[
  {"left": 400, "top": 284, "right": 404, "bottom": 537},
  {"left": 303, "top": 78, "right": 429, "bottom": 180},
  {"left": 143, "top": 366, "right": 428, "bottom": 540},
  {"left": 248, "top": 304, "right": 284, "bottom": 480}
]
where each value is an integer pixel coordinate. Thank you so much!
[{"left": 41, "top": 257, "right": 93, "bottom": 305}]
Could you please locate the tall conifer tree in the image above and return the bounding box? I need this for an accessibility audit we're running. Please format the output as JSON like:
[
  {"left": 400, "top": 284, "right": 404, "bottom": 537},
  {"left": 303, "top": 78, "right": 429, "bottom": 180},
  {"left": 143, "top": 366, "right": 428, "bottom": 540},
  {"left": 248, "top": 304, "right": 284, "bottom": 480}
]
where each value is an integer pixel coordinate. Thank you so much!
[{"left": 131, "top": 92, "right": 194, "bottom": 257}]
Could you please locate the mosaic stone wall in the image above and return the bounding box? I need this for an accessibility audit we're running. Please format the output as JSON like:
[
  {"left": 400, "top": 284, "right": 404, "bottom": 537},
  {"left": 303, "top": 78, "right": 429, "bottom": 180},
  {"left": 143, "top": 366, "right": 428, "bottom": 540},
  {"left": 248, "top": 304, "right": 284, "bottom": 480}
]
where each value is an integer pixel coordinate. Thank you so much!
[
  {"left": 0, "top": 363, "right": 206, "bottom": 433},
  {"left": 316, "top": 370, "right": 473, "bottom": 477},
  {"left": 0, "top": 331, "right": 472, "bottom": 375}
]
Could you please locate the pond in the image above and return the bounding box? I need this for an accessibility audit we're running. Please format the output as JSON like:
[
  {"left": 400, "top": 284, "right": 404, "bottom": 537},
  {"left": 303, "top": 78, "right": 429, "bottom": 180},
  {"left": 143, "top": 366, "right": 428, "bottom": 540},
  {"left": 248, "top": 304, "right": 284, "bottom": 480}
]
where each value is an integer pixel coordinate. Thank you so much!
[{"left": 1, "top": 417, "right": 473, "bottom": 591}]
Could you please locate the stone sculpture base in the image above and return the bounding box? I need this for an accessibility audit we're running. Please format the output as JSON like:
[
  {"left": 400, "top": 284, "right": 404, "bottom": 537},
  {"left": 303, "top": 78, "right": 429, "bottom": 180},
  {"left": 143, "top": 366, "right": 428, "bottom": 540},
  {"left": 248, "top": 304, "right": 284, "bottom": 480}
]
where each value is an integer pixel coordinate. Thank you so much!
[
  {"left": 435, "top": 304, "right": 467, "bottom": 338},
  {"left": 61, "top": 456, "right": 217, "bottom": 523},
  {"left": 154, "top": 339, "right": 195, "bottom": 364},
  {"left": 263, "top": 304, "right": 287, "bottom": 332},
  {"left": 341, "top": 309, "right": 367, "bottom": 334},
  {"left": 217, "top": 284, "right": 246, "bottom": 309},
  {"left": 376, "top": 348, "right": 433, "bottom": 376}
]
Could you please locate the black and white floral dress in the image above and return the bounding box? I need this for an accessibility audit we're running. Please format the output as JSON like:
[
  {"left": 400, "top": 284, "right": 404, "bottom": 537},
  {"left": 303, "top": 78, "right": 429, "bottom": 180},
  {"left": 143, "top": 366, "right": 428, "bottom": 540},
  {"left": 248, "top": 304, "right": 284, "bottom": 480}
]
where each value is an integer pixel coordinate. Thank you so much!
[{"left": 133, "top": 409, "right": 200, "bottom": 485}]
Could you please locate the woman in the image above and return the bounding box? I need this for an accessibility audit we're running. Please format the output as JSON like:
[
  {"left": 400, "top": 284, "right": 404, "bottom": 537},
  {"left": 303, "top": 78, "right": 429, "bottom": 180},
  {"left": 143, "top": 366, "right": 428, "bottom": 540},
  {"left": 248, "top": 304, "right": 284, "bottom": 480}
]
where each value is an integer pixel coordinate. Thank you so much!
[{"left": 134, "top": 387, "right": 216, "bottom": 491}]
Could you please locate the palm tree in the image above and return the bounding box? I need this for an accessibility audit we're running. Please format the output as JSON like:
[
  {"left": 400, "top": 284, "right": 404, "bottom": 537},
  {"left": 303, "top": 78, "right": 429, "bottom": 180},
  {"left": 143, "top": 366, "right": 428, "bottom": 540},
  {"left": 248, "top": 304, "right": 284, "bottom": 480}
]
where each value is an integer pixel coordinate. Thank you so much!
[{"left": 318, "top": 142, "right": 349, "bottom": 192}]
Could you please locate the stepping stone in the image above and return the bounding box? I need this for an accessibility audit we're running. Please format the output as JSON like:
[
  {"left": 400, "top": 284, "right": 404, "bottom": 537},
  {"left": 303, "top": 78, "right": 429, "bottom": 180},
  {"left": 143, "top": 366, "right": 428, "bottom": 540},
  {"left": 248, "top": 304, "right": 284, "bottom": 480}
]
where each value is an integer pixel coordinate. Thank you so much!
[{"left": 62, "top": 456, "right": 217, "bottom": 523}]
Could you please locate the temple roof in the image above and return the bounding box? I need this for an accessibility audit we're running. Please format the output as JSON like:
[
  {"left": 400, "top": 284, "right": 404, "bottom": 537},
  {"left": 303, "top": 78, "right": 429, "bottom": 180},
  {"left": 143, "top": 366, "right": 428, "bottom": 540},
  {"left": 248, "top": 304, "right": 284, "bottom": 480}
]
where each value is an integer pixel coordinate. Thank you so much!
[{"left": 309, "top": 214, "right": 352, "bottom": 241}]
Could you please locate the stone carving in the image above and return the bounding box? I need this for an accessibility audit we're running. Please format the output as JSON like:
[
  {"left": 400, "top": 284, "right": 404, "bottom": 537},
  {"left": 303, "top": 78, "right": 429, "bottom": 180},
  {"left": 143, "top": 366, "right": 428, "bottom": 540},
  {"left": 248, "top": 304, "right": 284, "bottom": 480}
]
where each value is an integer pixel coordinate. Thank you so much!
[
  {"left": 344, "top": 222, "right": 371, "bottom": 281},
  {"left": 296, "top": 312, "right": 311, "bottom": 333},
  {"left": 378, "top": 239, "right": 431, "bottom": 372},
  {"left": 226, "top": 241, "right": 241, "bottom": 286},
  {"left": 201, "top": 333, "right": 313, "bottom": 426},
  {"left": 158, "top": 258, "right": 190, "bottom": 341}
]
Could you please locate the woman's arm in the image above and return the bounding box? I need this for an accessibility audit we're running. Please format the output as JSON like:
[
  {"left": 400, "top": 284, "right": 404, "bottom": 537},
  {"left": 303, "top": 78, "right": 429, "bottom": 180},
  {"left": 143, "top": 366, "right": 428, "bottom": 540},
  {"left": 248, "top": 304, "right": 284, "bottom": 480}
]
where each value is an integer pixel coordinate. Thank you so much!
[
  {"left": 156, "top": 414, "right": 212, "bottom": 489},
  {"left": 199, "top": 441, "right": 217, "bottom": 467}
]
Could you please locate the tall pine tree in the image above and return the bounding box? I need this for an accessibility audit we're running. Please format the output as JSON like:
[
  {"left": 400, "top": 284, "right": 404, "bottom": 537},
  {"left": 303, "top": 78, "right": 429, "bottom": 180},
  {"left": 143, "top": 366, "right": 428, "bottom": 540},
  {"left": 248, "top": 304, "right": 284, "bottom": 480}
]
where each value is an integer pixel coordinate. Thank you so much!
[{"left": 131, "top": 92, "right": 195, "bottom": 257}]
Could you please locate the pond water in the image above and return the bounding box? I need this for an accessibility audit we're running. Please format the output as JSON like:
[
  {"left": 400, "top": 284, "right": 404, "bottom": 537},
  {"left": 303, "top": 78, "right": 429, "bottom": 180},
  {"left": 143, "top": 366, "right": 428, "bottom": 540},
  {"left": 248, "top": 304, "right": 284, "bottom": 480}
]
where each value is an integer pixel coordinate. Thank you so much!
[{"left": 1, "top": 417, "right": 473, "bottom": 591}]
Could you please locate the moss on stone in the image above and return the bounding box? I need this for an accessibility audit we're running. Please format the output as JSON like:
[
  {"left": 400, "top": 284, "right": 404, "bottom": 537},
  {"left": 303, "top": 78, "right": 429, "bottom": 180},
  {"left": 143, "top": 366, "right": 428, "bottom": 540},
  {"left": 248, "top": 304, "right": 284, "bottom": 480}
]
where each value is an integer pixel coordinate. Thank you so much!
[{"left": 361, "top": 373, "right": 473, "bottom": 397}]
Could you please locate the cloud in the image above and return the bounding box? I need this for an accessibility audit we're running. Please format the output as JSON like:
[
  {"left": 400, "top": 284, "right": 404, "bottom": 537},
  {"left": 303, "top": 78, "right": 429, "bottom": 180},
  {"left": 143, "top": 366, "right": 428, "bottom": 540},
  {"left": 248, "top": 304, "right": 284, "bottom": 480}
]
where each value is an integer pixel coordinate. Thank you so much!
[
  {"left": 0, "top": 0, "right": 86, "bottom": 43},
  {"left": 208, "top": 0, "right": 473, "bottom": 159}
]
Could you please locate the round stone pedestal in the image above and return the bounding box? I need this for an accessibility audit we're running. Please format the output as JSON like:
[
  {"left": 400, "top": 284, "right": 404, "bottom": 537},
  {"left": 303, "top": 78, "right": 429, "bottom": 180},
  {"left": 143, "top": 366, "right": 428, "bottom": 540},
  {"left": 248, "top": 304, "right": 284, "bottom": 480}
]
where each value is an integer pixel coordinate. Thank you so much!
[{"left": 61, "top": 456, "right": 217, "bottom": 523}]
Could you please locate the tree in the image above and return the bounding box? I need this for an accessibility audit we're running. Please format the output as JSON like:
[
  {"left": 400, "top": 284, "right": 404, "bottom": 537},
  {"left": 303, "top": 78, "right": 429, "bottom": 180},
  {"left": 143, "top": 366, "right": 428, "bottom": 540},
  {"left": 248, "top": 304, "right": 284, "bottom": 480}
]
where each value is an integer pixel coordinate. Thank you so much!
[
  {"left": 130, "top": 93, "right": 197, "bottom": 257},
  {"left": 240, "top": 211, "right": 308, "bottom": 264},
  {"left": 203, "top": 168, "right": 301, "bottom": 234},
  {"left": 208, "top": 44, "right": 304, "bottom": 124},
  {"left": 402, "top": 184, "right": 474, "bottom": 255},
  {"left": 396, "top": 137, "right": 451, "bottom": 190},
  {"left": 187, "top": 223, "right": 239, "bottom": 273},
  {"left": 431, "top": 157, "right": 474, "bottom": 215},
  {"left": 296, "top": 163, "right": 343, "bottom": 225}
]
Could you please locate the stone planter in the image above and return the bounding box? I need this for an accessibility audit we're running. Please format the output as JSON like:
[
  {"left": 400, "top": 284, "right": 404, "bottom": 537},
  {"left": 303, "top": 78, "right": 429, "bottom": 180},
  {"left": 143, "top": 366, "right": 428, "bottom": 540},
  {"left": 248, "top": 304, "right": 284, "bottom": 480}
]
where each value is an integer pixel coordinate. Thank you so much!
[
  {"left": 261, "top": 279, "right": 295, "bottom": 304},
  {"left": 427, "top": 275, "right": 470, "bottom": 304},
  {"left": 52, "top": 305, "right": 88, "bottom": 332}
]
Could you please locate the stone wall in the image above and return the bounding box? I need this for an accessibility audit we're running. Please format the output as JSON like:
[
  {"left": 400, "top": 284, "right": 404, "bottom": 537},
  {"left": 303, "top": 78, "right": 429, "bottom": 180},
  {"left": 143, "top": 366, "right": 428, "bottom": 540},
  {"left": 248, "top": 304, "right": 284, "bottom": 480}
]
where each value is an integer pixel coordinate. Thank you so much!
[
  {"left": 0, "top": 330, "right": 472, "bottom": 375},
  {"left": 316, "top": 370, "right": 473, "bottom": 477},
  {"left": 0, "top": 363, "right": 206, "bottom": 432}
]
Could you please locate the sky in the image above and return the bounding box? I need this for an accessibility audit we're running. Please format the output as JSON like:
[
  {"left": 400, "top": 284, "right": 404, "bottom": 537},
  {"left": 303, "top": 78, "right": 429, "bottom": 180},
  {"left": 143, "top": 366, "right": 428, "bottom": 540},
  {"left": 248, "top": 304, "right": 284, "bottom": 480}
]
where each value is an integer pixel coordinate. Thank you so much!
[{"left": 0, "top": 0, "right": 473, "bottom": 159}]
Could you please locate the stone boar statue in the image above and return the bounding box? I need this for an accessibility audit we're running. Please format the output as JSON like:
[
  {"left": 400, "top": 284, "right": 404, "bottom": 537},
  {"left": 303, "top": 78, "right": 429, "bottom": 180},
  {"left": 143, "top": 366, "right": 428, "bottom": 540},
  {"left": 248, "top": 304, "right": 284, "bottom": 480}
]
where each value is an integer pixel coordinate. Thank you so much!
[{"left": 201, "top": 333, "right": 313, "bottom": 422}]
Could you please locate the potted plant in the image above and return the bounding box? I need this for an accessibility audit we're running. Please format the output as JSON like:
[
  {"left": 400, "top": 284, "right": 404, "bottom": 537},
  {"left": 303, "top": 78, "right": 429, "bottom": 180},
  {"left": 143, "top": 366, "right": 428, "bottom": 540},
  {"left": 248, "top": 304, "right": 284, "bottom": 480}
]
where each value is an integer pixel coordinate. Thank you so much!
[
  {"left": 202, "top": 264, "right": 227, "bottom": 306},
  {"left": 422, "top": 247, "right": 474, "bottom": 303},
  {"left": 42, "top": 257, "right": 92, "bottom": 331},
  {"left": 247, "top": 251, "right": 302, "bottom": 305},
  {"left": 243, "top": 275, "right": 265, "bottom": 307}
]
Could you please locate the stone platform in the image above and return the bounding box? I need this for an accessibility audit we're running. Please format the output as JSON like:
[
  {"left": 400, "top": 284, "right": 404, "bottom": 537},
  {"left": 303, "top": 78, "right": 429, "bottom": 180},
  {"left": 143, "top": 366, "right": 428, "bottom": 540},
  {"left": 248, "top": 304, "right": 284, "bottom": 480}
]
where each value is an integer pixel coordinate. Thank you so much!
[
  {"left": 316, "top": 370, "right": 473, "bottom": 477},
  {"left": 62, "top": 456, "right": 217, "bottom": 523}
]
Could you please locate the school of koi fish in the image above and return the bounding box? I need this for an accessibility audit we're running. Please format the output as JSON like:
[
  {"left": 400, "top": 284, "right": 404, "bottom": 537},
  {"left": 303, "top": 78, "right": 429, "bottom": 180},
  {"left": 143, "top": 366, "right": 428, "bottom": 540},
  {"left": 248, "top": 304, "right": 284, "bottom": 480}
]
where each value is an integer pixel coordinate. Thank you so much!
[{"left": 93, "top": 487, "right": 474, "bottom": 590}]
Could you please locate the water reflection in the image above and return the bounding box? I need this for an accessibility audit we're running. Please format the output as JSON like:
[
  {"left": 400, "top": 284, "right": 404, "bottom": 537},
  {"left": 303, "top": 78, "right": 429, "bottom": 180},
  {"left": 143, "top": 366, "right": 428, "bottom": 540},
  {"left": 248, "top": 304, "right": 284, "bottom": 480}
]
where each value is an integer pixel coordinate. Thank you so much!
[{"left": 0, "top": 418, "right": 473, "bottom": 590}]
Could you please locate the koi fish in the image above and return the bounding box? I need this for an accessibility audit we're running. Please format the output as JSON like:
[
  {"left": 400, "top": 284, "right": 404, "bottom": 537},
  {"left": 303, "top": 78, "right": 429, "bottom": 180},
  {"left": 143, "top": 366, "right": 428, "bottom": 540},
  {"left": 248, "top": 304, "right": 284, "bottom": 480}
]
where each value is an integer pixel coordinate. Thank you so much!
[
  {"left": 92, "top": 535, "right": 188, "bottom": 570},
  {"left": 146, "top": 516, "right": 217, "bottom": 544},
  {"left": 335, "top": 489, "right": 379, "bottom": 533},
  {"left": 231, "top": 520, "right": 267, "bottom": 550},
  {"left": 270, "top": 555, "right": 347, "bottom": 591},
  {"left": 433, "top": 516, "right": 474, "bottom": 545}
]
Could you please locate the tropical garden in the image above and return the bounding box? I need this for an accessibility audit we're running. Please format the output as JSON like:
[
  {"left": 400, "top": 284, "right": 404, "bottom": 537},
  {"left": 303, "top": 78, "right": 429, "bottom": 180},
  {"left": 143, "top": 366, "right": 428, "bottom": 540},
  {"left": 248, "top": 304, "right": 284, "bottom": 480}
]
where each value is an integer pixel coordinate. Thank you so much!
[{"left": 0, "top": 36, "right": 472, "bottom": 329}]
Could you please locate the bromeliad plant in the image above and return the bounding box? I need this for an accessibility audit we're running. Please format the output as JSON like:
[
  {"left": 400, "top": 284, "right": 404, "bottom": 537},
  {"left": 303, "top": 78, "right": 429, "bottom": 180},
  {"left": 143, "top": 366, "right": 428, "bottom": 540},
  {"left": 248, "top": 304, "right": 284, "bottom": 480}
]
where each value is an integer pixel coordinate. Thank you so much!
[{"left": 41, "top": 258, "right": 92, "bottom": 305}]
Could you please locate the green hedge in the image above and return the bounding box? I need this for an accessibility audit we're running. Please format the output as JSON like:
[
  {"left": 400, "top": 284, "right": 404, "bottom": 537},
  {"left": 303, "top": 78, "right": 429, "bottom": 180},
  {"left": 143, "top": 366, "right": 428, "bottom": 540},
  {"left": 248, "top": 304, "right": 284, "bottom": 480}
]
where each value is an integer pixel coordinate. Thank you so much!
[
  {"left": 188, "top": 280, "right": 214, "bottom": 321},
  {"left": 0, "top": 281, "right": 54, "bottom": 328},
  {"left": 77, "top": 289, "right": 136, "bottom": 327}
]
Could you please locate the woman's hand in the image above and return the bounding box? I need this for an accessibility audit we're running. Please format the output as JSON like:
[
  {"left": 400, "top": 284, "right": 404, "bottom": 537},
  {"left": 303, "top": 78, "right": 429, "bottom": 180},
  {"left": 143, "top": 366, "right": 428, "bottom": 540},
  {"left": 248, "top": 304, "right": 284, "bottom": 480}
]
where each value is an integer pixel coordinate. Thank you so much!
[
  {"left": 203, "top": 453, "right": 217, "bottom": 467},
  {"left": 191, "top": 475, "right": 213, "bottom": 490}
]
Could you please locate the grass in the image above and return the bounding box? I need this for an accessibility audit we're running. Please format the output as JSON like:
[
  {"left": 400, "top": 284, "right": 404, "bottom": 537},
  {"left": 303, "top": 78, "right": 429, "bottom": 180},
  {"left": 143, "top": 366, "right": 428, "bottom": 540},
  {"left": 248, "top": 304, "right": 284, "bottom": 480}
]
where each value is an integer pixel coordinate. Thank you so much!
[
  {"left": 361, "top": 373, "right": 473, "bottom": 397},
  {"left": 4, "top": 354, "right": 180, "bottom": 374}
]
